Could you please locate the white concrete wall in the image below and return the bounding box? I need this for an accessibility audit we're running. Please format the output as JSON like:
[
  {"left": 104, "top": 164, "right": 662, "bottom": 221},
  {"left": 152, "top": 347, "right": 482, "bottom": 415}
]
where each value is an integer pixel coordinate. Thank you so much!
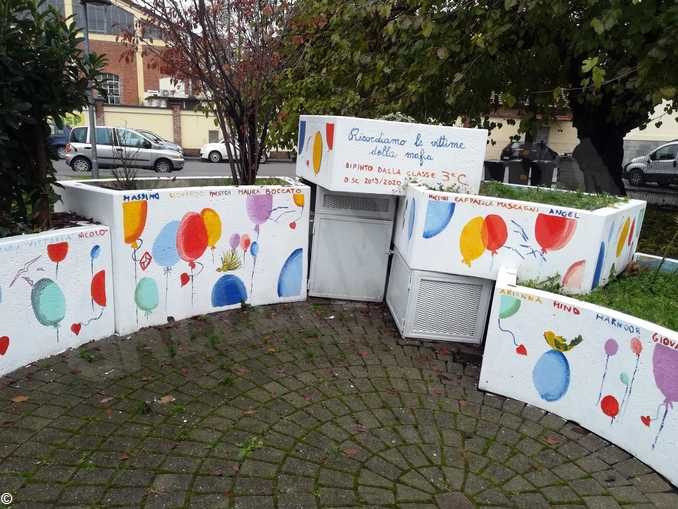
[
  {"left": 393, "top": 184, "right": 645, "bottom": 292},
  {"left": 480, "top": 266, "right": 678, "bottom": 487},
  {"left": 58, "top": 178, "right": 309, "bottom": 334},
  {"left": 0, "top": 226, "right": 115, "bottom": 376}
]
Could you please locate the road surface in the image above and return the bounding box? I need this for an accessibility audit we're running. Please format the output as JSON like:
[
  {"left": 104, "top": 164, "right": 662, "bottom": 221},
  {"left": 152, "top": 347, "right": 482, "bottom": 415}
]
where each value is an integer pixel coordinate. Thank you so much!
[{"left": 54, "top": 158, "right": 296, "bottom": 180}]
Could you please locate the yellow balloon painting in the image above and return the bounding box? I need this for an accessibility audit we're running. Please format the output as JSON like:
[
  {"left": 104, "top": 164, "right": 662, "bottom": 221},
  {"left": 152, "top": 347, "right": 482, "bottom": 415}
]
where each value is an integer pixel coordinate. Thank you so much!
[
  {"left": 312, "top": 132, "right": 323, "bottom": 175},
  {"left": 460, "top": 216, "right": 486, "bottom": 266},
  {"left": 122, "top": 201, "right": 148, "bottom": 245},
  {"left": 616, "top": 217, "right": 630, "bottom": 257},
  {"left": 293, "top": 193, "right": 305, "bottom": 207},
  {"left": 201, "top": 208, "right": 222, "bottom": 249}
]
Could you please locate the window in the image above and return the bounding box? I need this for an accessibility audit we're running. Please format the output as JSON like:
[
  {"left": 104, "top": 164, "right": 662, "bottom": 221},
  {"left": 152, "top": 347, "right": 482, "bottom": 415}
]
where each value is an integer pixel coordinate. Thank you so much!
[
  {"left": 653, "top": 145, "right": 677, "bottom": 161},
  {"left": 100, "top": 73, "right": 121, "bottom": 104},
  {"left": 208, "top": 130, "right": 220, "bottom": 143},
  {"left": 70, "top": 127, "right": 87, "bottom": 143},
  {"left": 116, "top": 129, "right": 147, "bottom": 148},
  {"left": 95, "top": 127, "right": 113, "bottom": 145},
  {"left": 75, "top": 4, "right": 134, "bottom": 35}
]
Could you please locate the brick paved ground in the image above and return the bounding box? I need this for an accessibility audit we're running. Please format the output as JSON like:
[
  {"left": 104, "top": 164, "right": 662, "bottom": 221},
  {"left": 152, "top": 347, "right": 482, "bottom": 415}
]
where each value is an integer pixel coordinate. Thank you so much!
[{"left": 0, "top": 300, "right": 676, "bottom": 508}]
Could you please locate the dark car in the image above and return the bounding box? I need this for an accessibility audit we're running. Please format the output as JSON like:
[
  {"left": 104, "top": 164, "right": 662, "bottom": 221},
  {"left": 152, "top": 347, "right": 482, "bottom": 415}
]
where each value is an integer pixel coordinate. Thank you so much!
[
  {"left": 47, "top": 124, "right": 71, "bottom": 159},
  {"left": 500, "top": 141, "right": 559, "bottom": 162},
  {"left": 498, "top": 141, "right": 559, "bottom": 186}
]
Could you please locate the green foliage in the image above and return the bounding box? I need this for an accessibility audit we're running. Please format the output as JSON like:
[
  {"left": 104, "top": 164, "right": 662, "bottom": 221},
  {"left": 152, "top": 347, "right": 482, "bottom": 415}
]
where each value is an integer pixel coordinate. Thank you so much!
[
  {"left": 478, "top": 181, "right": 623, "bottom": 210},
  {"left": 637, "top": 207, "right": 678, "bottom": 259},
  {"left": 0, "top": 0, "right": 104, "bottom": 236}
]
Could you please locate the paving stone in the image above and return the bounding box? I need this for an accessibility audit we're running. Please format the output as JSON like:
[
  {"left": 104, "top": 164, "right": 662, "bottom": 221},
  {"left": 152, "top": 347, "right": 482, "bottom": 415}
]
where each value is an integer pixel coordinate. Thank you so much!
[
  {"left": 511, "top": 492, "right": 551, "bottom": 508},
  {"left": 542, "top": 485, "right": 581, "bottom": 503},
  {"left": 583, "top": 495, "right": 623, "bottom": 509},
  {"left": 358, "top": 485, "right": 394, "bottom": 505}
]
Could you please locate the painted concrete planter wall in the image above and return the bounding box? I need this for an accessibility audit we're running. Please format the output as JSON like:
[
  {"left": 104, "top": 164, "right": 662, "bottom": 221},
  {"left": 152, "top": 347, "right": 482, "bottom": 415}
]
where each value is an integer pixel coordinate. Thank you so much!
[
  {"left": 479, "top": 266, "right": 678, "bottom": 486},
  {"left": 0, "top": 226, "right": 114, "bottom": 376},
  {"left": 393, "top": 184, "right": 647, "bottom": 293},
  {"left": 295, "top": 115, "right": 488, "bottom": 195},
  {"left": 57, "top": 178, "right": 310, "bottom": 335}
]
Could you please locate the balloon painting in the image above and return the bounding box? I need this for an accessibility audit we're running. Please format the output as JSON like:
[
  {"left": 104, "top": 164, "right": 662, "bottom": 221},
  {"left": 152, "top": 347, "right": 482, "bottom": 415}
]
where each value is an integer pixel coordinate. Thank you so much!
[
  {"left": 496, "top": 295, "right": 527, "bottom": 356},
  {"left": 460, "top": 217, "right": 486, "bottom": 266},
  {"left": 534, "top": 214, "right": 577, "bottom": 253},
  {"left": 592, "top": 242, "right": 605, "bottom": 289},
  {"left": 596, "top": 338, "right": 619, "bottom": 404},
  {"left": 325, "top": 123, "right": 335, "bottom": 151},
  {"left": 31, "top": 278, "right": 66, "bottom": 341},
  {"left": 177, "top": 212, "right": 208, "bottom": 305},
  {"left": 562, "top": 260, "right": 586, "bottom": 292},
  {"left": 298, "top": 120, "right": 306, "bottom": 154},
  {"left": 152, "top": 220, "right": 181, "bottom": 313},
  {"left": 651, "top": 343, "right": 678, "bottom": 449},
  {"left": 0, "top": 336, "right": 8, "bottom": 356},
  {"left": 312, "top": 131, "right": 323, "bottom": 174},
  {"left": 600, "top": 395, "right": 620, "bottom": 423},
  {"left": 620, "top": 337, "right": 643, "bottom": 416},
  {"left": 533, "top": 330, "right": 583, "bottom": 402},
  {"left": 47, "top": 242, "right": 68, "bottom": 278},
  {"left": 201, "top": 208, "right": 222, "bottom": 262},
  {"left": 135, "top": 277, "right": 159, "bottom": 316},
  {"left": 89, "top": 244, "right": 101, "bottom": 276},
  {"left": 91, "top": 270, "right": 106, "bottom": 307},
  {"left": 277, "top": 248, "right": 303, "bottom": 297},
  {"left": 122, "top": 200, "right": 149, "bottom": 293},
  {"left": 616, "top": 217, "right": 630, "bottom": 257},
  {"left": 482, "top": 214, "right": 508, "bottom": 255},
  {"left": 407, "top": 198, "right": 416, "bottom": 240},
  {"left": 423, "top": 200, "right": 455, "bottom": 239},
  {"left": 211, "top": 274, "right": 247, "bottom": 307}
]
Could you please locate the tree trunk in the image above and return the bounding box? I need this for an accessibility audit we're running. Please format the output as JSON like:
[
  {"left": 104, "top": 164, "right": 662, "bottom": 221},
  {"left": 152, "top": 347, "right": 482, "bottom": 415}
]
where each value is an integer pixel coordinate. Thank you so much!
[{"left": 589, "top": 133, "right": 626, "bottom": 195}]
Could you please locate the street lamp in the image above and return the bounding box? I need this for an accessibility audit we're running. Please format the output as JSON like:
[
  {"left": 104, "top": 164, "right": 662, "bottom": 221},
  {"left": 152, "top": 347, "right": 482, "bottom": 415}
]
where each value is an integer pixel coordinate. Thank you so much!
[{"left": 80, "top": 0, "right": 111, "bottom": 179}]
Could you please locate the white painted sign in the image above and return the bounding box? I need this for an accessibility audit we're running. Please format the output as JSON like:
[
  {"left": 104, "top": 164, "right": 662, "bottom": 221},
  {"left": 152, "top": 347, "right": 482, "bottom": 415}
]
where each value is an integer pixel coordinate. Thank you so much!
[
  {"left": 481, "top": 267, "right": 678, "bottom": 487},
  {"left": 295, "top": 115, "right": 488, "bottom": 195},
  {"left": 0, "top": 226, "right": 115, "bottom": 376},
  {"left": 393, "top": 184, "right": 646, "bottom": 293}
]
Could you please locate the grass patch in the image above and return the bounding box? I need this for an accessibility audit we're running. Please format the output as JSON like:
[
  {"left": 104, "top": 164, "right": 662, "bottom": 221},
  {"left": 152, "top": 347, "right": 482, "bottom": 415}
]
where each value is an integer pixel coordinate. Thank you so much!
[
  {"left": 637, "top": 206, "right": 678, "bottom": 258},
  {"left": 478, "top": 181, "right": 624, "bottom": 210},
  {"left": 524, "top": 268, "right": 678, "bottom": 331},
  {"left": 237, "top": 436, "right": 263, "bottom": 460}
]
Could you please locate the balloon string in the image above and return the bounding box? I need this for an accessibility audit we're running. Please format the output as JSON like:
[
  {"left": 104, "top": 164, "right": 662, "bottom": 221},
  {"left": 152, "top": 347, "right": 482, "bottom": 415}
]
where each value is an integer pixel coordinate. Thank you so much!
[
  {"left": 652, "top": 403, "right": 670, "bottom": 449},
  {"left": 497, "top": 318, "right": 518, "bottom": 347},
  {"left": 596, "top": 355, "right": 610, "bottom": 405},
  {"left": 621, "top": 356, "right": 641, "bottom": 418},
  {"left": 82, "top": 307, "right": 104, "bottom": 327},
  {"left": 250, "top": 230, "right": 260, "bottom": 297}
]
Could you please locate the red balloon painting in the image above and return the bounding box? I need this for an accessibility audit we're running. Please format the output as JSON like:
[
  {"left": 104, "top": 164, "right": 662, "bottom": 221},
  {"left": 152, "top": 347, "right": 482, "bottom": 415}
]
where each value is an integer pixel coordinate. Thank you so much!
[
  {"left": 535, "top": 214, "right": 577, "bottom": 252},
  {"left": 482, "top": 214, "right": 508, "bottom": 254},
  {"left": 47, "top": 242, "right": 69, "bottom": 263},
  {"left": 600, "top": 395, "right": 619, "bottom": 419},
  {"left": 90, "top": 270, "right": 107, "bottom": 307},
  {"left": 326, "top": 123, "right": 335, "bottom": 151},
  {"left": 177, "top": 212, "right": 208, "bottom": 263}
]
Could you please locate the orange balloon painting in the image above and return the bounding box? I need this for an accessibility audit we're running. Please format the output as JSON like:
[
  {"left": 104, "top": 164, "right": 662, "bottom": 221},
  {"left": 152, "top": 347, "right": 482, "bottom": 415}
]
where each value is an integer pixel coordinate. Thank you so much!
[
  {"left": 293, "top": 193, "right": 305, "bottom": 207},
  {"left": 122, "top": 201, "right": 148, "bottom": 246},
  {"left": 312, "top": 132, "right": 323, "bottom": 174},
  {"left": 481, "top": 214, "right": 508, "bottom": 254}
]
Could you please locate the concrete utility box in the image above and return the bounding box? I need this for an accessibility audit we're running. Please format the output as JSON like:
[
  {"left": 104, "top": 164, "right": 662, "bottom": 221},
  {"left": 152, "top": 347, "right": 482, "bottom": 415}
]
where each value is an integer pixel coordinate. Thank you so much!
[
  {"left": 386, "top": 249, "right": 493, "bottom": 344},
  {"left": 308, "top": 186, "right": 396, "bottom": 301}
]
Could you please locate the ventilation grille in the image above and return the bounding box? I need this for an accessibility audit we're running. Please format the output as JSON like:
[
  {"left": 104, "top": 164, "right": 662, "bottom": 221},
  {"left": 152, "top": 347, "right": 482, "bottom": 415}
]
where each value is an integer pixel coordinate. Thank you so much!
[
  {"left": 412, "top": 278, "right": 483, "bottom": 337},
  {"left": 323, "top": 193, "right": 390, "bottom": 213}
]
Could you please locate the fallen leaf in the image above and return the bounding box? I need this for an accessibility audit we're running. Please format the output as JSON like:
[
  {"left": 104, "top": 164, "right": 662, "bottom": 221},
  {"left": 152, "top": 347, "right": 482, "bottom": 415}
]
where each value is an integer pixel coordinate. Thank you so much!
[
  {"left": 105, "top": 408, "right": 113, "bottom": 418},
  {"left": 119, "top": 452, "right": 129, "bottom": 461},
  {"left": 234, "top": 367, "right": 249, "bottom": 376},
  {"left": 358, "top": 351, "right": 369, "bottom": 358},
  {"left": 343, "top": 447, "right": 360, "bottom": 458},
  {"left": 11, "top": 395, "right": 28, "bottom": 403},
  {"left": 431, "top": 388, "right": 444, "bottom": 396},
  {"left": 158, "top": 395, "right": 176, "bottom": 405},
  {"left": 267, "top": 347, "right": 277, "bottom": 353},
  {"left": 303, "top": 394, "right": 313, "bottom": 401},
  {"left": 99, "top": 397, "right": 114, "bottom": 405},
  {"left": 180, "top": 368, "right": 189, "bottom": 377},
  {"left": 544, "top": 434, "right": 561, "bottom": 445}
]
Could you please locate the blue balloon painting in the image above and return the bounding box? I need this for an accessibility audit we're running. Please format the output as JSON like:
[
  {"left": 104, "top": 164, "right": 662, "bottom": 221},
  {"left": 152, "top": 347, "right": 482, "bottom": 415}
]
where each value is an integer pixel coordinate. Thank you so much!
[
  {"left": 423, "top": 200, "right": 455, "bottom": 239},
  {"left": 211, "top": 274, "right": 247, "bottom": 307},
  {"left": 152, "top": 220, "right": 180, "bottom": 268},
  {"left": 407, "top": 198, "right": 416, "bottom": 240},
  {"left": 592, "top": 242, "right": 605, "bottom": 289},
  {"left": 277, "top": 248, "right": 303, "bottom": 297},
  {"left": 298, "top": 120, "right": 306, "bottom": 154},
  {"left": 90, "top": 245, "right": 101, "bottom": 260},
  {"left": 135, "top": 277, "right": 159, "bottom": 312},
  {"left": 533, "top": 349, "right": 570, "bottom": 401},
  {"left": 31, "top": 278, "right": 66, "bottom": 327},
  {"left": 250, "top": 241, "right": 259, "bottom": 257}
]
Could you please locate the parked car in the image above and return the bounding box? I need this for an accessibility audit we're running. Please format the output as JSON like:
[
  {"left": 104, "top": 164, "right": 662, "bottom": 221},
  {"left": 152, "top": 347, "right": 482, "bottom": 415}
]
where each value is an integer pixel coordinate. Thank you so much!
[
  {"left": 47, "top": 123, "right": 71, "bottom": 159},
  {"left": 623, "top": 141, "right": 678, "bottom": 187},
  {"left": 200, "top": 140, "right": 268, "bottom": 164},
  {"left": 65, "top": 126, "right": 184, "bottom": 173},
  {"left": 136, "top": 129, "right": 183, "bottom": 154}
]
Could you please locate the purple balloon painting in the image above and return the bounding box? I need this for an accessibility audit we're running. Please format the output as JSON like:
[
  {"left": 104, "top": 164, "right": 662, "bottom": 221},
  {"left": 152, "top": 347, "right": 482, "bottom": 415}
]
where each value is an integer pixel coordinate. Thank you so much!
[
  {"left": 246, "top": 194, "right": 273, "bottom": 225},
  {"left": 596, "top": 338, "right": 618, "bottom": 405},
  {"left": 652, "top": 344, "right": 678, "bottom": 449}
]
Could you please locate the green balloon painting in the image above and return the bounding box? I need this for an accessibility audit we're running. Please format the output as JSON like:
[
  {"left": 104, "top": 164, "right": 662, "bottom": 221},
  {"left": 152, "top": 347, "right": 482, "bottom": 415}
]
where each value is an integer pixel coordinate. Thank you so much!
[
  {"left": 135, "top": 277, "right": 159, "bottom": 313},
  {"left": 499, "top": 295, "right": 521, "bottom": 319},
  {"left": 31, "top": 278, "right": 66, "bottom": 327}
]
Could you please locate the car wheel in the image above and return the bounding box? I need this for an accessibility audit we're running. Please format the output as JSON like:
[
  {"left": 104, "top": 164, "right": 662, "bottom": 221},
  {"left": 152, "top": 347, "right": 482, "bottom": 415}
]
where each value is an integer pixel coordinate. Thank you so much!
[
  {"left": 57, "top": 146, "right": 67, "bottom": 159},
  {"left": 71, "top": 156, "right": 91, "bottom": 172},
  {"left": 628, "top": 170, "right": 645, "bottom": 187},
  {"left": 154, "top": 158, "right": 173, "bottom": 173},
  {"left": 209, "top": 151, "right": 222, "bottom": 163}
]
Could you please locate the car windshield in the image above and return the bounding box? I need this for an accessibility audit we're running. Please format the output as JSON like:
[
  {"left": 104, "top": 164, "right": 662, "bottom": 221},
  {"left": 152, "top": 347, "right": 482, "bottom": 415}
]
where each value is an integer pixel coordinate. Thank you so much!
[{"left": 139, "top": 131, "right": 163, "bottom": 142}]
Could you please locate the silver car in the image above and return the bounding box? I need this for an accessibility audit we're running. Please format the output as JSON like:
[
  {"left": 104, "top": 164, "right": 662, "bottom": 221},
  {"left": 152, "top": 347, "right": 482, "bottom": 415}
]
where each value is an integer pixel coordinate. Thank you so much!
[
  {"left": 623, "top": 141, "right": 678, "bottom": 187},
  {"left": 65, "top": 126, "right": 184, "bottom": 173}
]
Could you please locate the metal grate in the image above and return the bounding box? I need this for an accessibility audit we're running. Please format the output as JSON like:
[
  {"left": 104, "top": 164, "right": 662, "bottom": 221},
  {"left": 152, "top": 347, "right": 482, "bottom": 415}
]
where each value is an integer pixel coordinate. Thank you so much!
[
  {"left": 412, "top": 278, "right": 483, "bottom": 337},
  {"left": 323, "top": 193, "right": 390, "bottom": 213}
]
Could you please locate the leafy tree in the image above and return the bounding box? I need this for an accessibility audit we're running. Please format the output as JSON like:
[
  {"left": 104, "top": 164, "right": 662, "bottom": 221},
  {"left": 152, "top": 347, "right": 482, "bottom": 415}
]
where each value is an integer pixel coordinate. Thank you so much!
[
  {"left": 275, "top": 0, "right": 678, "bottom": 194},
  {"left": 0, "top": 0, "right": 104, "bottom": 235},
  {"left": 128, "top": 0, "right": 308, "bottom": 185}
]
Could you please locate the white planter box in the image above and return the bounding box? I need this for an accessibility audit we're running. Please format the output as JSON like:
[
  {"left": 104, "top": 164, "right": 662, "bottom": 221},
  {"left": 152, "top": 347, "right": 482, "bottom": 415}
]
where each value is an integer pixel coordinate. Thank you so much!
[
  {"left": 0, "top": 225, "right": 114, "bottom": 376},
  {"left": 394, "top": 183, "right": 647, "bottom": 293},
  {"left": 57, "top": 177, "right": 310, "bottom": 335},
  {"left": 295, "top": 115, "right": 487, "bottom": 195},
  {"left": 386, "top": 249, "right": 493, "bottom": 343},
  {"left": 480, "top": 266, "right": 678, "bottom": 487}
]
